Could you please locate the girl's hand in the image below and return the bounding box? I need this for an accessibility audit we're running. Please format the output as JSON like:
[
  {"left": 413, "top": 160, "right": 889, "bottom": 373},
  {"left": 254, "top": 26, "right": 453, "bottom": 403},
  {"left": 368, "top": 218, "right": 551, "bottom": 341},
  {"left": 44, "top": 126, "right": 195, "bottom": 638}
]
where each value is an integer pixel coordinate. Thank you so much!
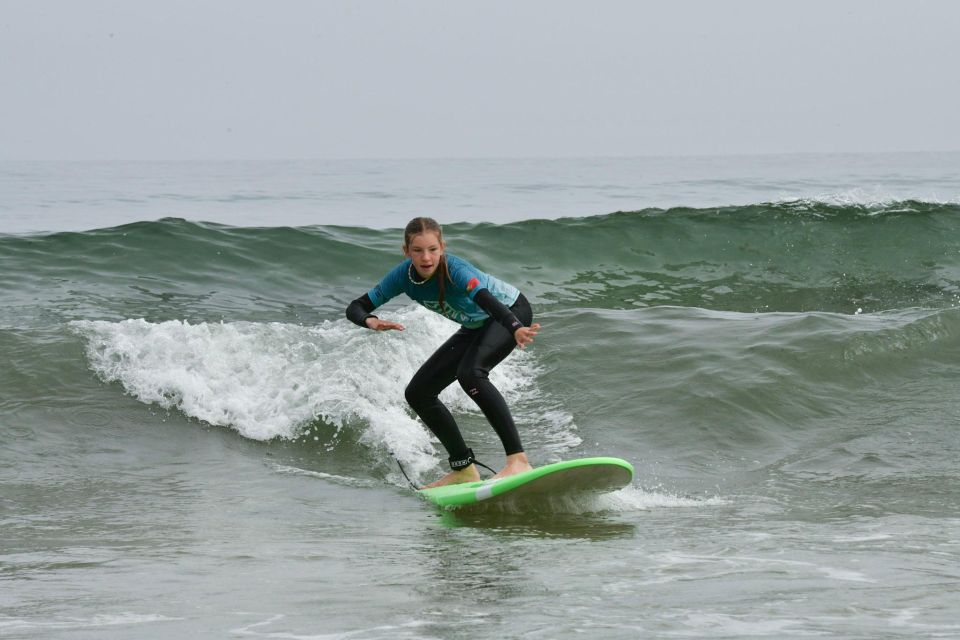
[
  {"left": 513, "top": 323, "right": 541, "bottom": 349},
  {"left": 366, "top": 317, "right": 405, "bottom": 331}
]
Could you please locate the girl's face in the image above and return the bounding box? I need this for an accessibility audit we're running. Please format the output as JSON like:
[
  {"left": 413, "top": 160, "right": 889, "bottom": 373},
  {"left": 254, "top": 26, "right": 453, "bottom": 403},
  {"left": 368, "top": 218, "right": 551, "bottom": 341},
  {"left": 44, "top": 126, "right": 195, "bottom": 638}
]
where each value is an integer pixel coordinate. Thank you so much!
[{"left": 404, "top": 231, "right": 444, "bottom": 279}]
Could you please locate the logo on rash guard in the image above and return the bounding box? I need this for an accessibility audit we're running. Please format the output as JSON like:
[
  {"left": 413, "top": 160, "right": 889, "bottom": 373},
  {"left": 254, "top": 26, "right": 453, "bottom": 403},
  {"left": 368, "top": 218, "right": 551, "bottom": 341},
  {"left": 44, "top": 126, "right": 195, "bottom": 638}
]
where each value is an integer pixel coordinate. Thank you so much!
[
  {"left": 421, "top": 300, "right": 472, "bottom": 324},
  {"left": 466, "top": 277, "right": 480, "bottom": 292}
]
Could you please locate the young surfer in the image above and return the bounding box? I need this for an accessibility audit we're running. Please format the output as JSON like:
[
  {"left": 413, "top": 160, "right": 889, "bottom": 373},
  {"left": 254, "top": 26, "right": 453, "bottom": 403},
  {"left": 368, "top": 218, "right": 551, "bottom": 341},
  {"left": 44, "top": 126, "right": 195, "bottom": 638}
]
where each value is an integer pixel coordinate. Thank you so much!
[{"left": 345, "top": 217, "right": 541, "bottom": 488}]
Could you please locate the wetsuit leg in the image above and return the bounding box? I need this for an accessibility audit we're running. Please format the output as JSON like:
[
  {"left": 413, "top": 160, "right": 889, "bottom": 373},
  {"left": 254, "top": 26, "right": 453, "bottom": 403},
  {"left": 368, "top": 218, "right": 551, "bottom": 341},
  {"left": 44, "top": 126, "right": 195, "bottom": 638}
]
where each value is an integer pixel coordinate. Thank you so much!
[
  {"left": 456, "top": 294, "right": 534, "bottom": 456},
  {"left": 404, "top": 328, "right": 475, "bottom": 462}
]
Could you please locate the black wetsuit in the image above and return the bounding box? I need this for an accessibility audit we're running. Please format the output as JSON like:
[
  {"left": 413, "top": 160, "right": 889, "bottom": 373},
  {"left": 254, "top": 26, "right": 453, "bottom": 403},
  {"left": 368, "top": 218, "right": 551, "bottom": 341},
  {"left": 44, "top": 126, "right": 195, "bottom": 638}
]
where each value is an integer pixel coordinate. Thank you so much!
[{"left": 345, "top": 255, "right": 533, "bottom": 469}]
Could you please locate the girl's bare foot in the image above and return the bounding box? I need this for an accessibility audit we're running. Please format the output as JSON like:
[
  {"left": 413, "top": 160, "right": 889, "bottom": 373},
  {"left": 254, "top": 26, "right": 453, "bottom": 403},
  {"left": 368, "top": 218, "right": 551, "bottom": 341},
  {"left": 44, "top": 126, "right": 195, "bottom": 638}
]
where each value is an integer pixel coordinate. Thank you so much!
[
  {"left": 422, "top": 464, "right": 481, "bottom": 489},
  {"left": 491, "top": 452, "right": 533, "bottom": 480}
]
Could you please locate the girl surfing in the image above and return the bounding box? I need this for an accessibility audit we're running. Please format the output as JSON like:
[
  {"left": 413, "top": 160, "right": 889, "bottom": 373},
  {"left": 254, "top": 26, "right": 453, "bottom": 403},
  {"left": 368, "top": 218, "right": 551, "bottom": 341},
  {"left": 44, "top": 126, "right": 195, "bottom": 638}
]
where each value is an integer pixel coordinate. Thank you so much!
[{"left": 345, "top": 217, "right": 541, "bottom": 488}]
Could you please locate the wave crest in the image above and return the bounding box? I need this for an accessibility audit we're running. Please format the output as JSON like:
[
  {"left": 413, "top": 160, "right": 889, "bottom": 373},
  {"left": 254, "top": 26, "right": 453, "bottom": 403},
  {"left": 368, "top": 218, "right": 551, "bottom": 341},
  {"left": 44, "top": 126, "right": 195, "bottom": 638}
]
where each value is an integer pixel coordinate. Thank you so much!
[{"left": 70, "top": 307, "right": 578, "bottom": 482}]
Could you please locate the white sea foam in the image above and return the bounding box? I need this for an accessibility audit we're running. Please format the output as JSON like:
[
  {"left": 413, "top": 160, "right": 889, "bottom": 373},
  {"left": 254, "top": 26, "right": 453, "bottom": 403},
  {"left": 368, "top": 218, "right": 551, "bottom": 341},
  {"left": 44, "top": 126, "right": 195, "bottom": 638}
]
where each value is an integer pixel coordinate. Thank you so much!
[
  {"left": 817, "top": 566, "right": 876, "bottom": 583},
  {"left": 0, "top": 613, "right": 179, "bottom": 631},
  {"left": 71, "top": 306, "right": 578, "bottom": 482},
  {"left": 665, "top": 613, "right": 807, "bottom": 637},
  {"left": 232, "top": 613, "right": 431, "bottom": 639},
  {"left": 466, "top": 485, "right": 726, "bottom": 516},
  {"left": 269, "top": 463, "right": 377, "bottom": 488},
  {"left": 776, "top": 188, "right": 959, "bottom": 211},
  {"left": 597, "top": 485, "right": 727, "bottom": 511}
]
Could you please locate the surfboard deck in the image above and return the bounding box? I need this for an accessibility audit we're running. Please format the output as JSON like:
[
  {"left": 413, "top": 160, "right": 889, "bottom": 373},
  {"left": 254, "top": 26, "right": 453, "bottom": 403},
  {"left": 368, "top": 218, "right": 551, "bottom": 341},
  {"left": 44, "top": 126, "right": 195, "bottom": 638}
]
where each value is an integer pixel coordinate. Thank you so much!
[{"left": 417, "top": 457, "right": 633, "bottom": 509}]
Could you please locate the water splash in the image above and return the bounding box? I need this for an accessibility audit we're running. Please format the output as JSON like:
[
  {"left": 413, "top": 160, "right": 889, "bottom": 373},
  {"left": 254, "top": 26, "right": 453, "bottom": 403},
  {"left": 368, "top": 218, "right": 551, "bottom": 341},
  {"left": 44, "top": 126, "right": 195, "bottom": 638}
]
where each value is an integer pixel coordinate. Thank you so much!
[{"left": 71, "top": 306, "right": 577, "bottom": 482}]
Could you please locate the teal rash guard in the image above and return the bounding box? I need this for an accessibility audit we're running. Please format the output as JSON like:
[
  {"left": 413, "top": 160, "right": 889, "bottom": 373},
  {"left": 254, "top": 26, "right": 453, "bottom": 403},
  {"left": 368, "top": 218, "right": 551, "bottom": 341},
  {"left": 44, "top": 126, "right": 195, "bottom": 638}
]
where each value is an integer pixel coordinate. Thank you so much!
[{"left": 349, "top": 254, "right": 523, "bottom": 332}]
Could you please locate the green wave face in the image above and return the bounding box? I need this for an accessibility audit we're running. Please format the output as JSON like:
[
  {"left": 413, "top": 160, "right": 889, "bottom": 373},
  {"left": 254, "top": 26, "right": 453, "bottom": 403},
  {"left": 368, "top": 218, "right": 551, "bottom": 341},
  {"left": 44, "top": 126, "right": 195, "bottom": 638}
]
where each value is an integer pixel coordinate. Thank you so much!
[{"left": 3, "top": 200, "right": 959, "bottom": 329}]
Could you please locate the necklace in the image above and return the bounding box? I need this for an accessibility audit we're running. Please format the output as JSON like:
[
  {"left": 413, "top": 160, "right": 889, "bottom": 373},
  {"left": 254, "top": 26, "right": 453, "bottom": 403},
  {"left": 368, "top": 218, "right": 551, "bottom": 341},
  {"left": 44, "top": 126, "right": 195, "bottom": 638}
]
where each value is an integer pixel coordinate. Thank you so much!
[{"left": 408, "top": 262, "right": 431, "bottom": 285}]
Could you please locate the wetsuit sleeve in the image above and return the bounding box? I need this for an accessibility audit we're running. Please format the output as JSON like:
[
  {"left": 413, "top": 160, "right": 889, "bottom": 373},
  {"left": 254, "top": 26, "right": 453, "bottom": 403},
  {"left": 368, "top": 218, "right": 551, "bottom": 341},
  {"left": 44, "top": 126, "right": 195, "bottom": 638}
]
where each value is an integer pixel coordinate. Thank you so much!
[
  {"left": 345, "top": 293, "right": 377, "bottom": 328},
  {"left": 473, "top": 288, "right": 524, "bottom": 334}
]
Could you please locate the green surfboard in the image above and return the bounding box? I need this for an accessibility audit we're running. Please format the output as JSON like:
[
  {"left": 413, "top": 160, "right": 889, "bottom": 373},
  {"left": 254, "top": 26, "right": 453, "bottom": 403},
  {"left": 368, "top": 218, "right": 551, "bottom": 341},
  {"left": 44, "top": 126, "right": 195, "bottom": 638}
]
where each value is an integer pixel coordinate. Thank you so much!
[{"left": 417, "top": 457, "right": 634, "bottom": 509}]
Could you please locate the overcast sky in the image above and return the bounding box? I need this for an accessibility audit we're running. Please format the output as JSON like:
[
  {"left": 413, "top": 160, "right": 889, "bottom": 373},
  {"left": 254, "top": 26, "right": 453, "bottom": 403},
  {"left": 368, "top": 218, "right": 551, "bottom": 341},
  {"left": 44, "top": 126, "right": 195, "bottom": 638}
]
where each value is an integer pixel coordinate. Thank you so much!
[{"left": 2, "top": 0, "right": 958, "bottom": 161}]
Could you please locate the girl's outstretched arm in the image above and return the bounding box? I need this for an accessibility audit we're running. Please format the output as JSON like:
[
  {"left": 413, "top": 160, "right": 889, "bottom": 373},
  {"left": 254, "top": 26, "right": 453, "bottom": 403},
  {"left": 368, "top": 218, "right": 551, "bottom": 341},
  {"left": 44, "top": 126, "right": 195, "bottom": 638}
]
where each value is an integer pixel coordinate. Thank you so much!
[
  {"left": 473, "top": 288, "right": 540, "bottom": 348},
  {"left": 346, "top": 293, "right": 405, "bottom": 331},
  {"left": 345, "top": 293, "right": 377, "bottom": 327}
]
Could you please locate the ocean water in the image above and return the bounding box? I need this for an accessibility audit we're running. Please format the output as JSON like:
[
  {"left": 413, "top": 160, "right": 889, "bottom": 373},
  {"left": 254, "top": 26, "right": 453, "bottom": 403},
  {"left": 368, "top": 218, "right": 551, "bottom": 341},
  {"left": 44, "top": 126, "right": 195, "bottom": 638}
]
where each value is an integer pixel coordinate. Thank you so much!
[{"left": 2, "top": 153, "right": 959, "bottom": 638}]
